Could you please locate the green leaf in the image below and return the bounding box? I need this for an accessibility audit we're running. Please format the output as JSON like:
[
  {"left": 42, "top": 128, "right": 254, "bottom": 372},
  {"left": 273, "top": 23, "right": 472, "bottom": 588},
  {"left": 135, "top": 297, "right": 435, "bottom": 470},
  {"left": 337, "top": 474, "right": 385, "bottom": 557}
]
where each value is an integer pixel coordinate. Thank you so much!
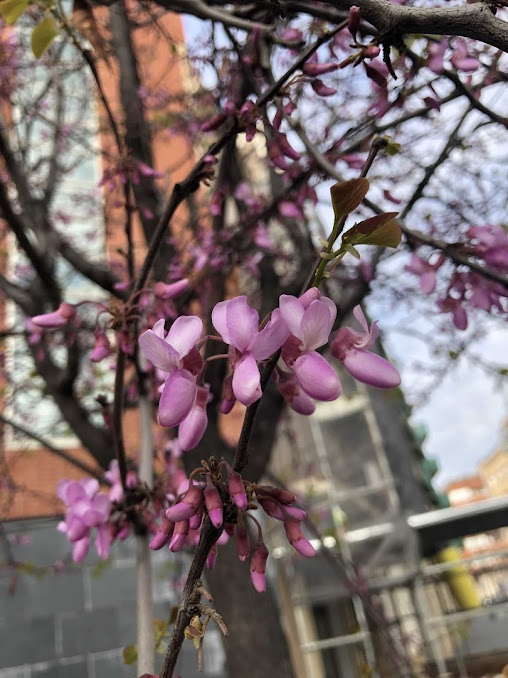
[
  {"left": 361, "top": 219, "right": 401, "bottom": 248},
  {"left": 330, "top": 178, "right": 369, "bottom": 220},
  {"left": 122, "top": 644, "right": 137, "bottom": 665},
  {"left": 31, "top": 15, "right": 58, "bottom": 58},
  {"left": 342, "top": 212, "right": 401, "bottom": 249},
  {"left": 0, "top": 0, "right": 29, "bottom": 25}
]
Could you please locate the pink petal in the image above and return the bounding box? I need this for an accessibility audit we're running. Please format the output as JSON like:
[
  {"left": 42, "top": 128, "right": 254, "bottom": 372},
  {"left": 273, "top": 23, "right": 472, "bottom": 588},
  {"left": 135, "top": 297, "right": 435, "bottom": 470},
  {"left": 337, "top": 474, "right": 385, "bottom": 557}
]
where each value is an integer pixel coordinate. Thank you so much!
[
  {"left": 289, "top": 390, "right": 315, "bottom": 415},
  {"left": 95, "top": 525, "right": 111, "bottom": 560},
  {"left": 232, "top": 353, "right": 262, "bottom": 406},
  {"left": 81, "top": 478, "right": 99, "bottom": 498},
  {"left": 72, "top": 536, "right": 90, "bottom": 563},
  {"left": 343, "top": 349, "right": 401, "bottom": 388},
  {"left": 226, "top": 296, "right": 259, "bottom": 352},
  {"left": 249, "top": 309, "right": 289, "bottom": 360},
  {"left": 57, "top": 480, "right": 84, "bottom": 505},
  {"left": 139, "top": 329, "right": 180, "bottom": 371},
  {"left": 279, "top": 295, "right": 304, "bottom": 337},
  {"left": 211, "top": 299, "right": 231, "bottom": 343},
  {"left": 300, "top": 300, "right": 335, "bottom": 350},
  {"left": 178, "top": 406, "right": 208, "bottom": 451},
  {"left": 420, "top": 270, "right": 436, "bottom": 295},
  {"left": 293, "top": 352, "right": 341, "bottom": 401},
  {"left": 158, "top": 369, "right": 197, "bottom": 428},
  {"left": 352, "top": 305, "right": 369, "bottom": 334},
  {"left": 166, "top": 316, "right": 203, "bottom": 359}
]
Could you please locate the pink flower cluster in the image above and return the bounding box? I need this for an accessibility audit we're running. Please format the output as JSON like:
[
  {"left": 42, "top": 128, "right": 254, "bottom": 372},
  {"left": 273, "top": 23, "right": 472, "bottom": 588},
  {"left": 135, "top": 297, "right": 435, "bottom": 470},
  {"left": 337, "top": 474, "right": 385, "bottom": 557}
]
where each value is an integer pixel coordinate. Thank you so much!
[
  {"left": 57, "top": 461, "right": 137, "bottom": 563},
  {"left": 150, "top": 461, "right": 314, "bottom": 593},
  {"left": 57, "top": 478, "right": 112, "bottom": 562},
  {"left": 139, "top": 292, "right": 400, "bottom": 441},
  {"left": 405, "top": 226, "right": 508, "bottom": 330}
]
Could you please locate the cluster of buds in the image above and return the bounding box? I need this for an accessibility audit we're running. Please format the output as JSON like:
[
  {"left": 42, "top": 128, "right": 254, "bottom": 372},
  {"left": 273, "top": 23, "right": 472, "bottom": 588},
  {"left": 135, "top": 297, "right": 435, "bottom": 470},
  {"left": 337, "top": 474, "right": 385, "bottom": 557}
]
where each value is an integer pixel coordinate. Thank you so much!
[{"left": 149, "top": 458, "right": 315, "bottom": 593}]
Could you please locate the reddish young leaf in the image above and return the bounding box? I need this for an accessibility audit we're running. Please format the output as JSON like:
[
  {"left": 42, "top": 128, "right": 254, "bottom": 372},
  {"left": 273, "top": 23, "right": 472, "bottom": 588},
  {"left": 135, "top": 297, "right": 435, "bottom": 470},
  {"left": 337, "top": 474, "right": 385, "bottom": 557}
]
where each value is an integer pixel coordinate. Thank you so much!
[{"left": 330, "top": 178, "right": 369, "bottom": 220}]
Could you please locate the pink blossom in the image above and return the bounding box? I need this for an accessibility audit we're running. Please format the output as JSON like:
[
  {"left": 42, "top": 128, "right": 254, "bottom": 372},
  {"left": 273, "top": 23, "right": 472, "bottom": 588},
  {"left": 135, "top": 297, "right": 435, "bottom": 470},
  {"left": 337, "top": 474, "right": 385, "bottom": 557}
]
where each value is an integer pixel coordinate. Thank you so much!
[
  {"left": 32, "top": 302, "right": 76, "bottom": 328},
  {"left": 236, "top": 518, "right": 250, "bottom": 562},
  {"left": 279, "top": 290, "right": 341, "bottom": 401},
  {"left": 204, "top": 474, "right": 223, "bottom": 528},
  {"left": 57, "top": 478, "right": 112, "bottom": 561},
  {"left": 104, "top": 460, "right": 124, "bottom": 502},
  {"left": 153, "top": 279, "right": 189, "bottom": 300},
  {"left": 90, "top": 331, "right": 111, "bottom": 363},
  {"left": 139, "top": 316, "right": 203, "bottom": 427},
  {"left": 178, "top": 384, "right": 209, "bottom": 451},
  {"left": 284, "top": 519, "right": 315, "bottom": 557},
  {"left": 331, "top": 306, "right": 401, "bottom": 388},
  {"left": 405, "top": 254, "right": 438, "bottom": 294},
  {"left": 212, "top": 296, "right": 289, "bottom": 406},
  {"left": 165, "top": 481, "right": 203, "bottom": 522},
  {"left": 437, "top": 297, "right": 468, "bottom": 330},
  {"left": 224, "top": 461, "right": 247, "bottom": 510},
  {"left": 250, "top": 539, "right": 269, "bottom": 592}
]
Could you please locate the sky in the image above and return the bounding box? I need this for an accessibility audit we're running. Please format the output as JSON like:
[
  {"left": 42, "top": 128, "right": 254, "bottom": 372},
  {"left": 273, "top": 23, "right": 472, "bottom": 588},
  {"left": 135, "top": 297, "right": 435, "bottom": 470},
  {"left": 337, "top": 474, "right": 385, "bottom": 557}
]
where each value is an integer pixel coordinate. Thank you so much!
[{"left": 384, "top": 320, "right": 508, "bottom": 488}]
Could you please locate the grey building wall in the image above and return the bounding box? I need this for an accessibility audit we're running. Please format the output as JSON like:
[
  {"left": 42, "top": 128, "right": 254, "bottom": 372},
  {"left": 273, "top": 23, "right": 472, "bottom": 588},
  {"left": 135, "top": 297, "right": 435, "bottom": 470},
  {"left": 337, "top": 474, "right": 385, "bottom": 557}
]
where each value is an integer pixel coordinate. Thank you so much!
[{"left": 0, "top": 519, "right": 226, "bottom": 678}]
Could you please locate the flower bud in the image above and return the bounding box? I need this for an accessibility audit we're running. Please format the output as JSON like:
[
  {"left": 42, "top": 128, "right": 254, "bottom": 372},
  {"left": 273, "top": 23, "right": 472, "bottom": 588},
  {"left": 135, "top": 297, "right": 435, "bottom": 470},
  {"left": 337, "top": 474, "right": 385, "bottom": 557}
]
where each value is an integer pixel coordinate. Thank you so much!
[
  {"left": 32, "top": 302, "right": 76, "bottom": 328},
  {"left": 303, "top": 62, "right": 339, "bottom": 77},
  {"left": 250, "top": 539, "right": 269, "bottom": 593},
  {"left": 189, "top": 508, "right": 203, "bottom": 530},
  {"left": 204, "top": 474, "right": 223, "bottom": 528},
  {"left": 284, "top": 519, "right": 315, "bottom": 557},
  {"left": 169, "top": 519, "right": 189, "bottom": 552},
  {"left": 153, "top": 279, "right": 189, "bottom": 300},
  {"left": 90, "top": 331, "right": 111, "bottom": 363},
  {"left": 149, "top": 517, "right": 174, "bottom": 550},
  {"left": 236, "top": 518, "right": 250, "bottom": 562},
  {"left": 165, "top": 482, "right": 203, "bottom": 522},
  {"left": 224, "top": 462, "right": 247, "bottom": 510},
  {"left": 348, "top": 6, "right": 361, "bottom": 39}
]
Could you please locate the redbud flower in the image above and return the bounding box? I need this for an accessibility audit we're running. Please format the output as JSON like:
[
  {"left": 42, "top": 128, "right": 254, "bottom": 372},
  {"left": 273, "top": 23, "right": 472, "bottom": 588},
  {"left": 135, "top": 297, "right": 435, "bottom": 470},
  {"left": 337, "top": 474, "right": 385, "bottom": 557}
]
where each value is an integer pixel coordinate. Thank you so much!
[
  {"left": 277, "top": 374, "right": 315, "bottom": 415},
  {"left": 153, "top": 279, "right": 189, "bottom": 300},
  {"left": 224, "top": 461, "right": 247, "bottom": 510},
  {"left": 256, "top": 485, "right": 297, "bottom": 505},
  {"left": 405, "top": 254, "right": 437, "bottom": 294},
  {"left": 303, "top": 62, "right": 339, "bottom": 77},
  {"left": 284, "top": 520, "right": 315, "bottom": 557},
  {"left": 150, "top": 517, "right": 175, "bottom": 550},
  {"left": 250, "top": 539, "right": 269, "bottom": 593},
  {"left": 165, "top": 481, "right": 203, "bottom": 522},
  {"left": 212, "top": 296, "right": 289, "bottom": 406},
  {"left": 236, "top": 517, "right": 250, "bottom": 562},
  {"left": 90, "top": 331, "right": 111, "bottom": 363},
  {"left": 330, "top": 306, "right": 400, "bottom": 388},
  {"left": 204, "top": 474, "right": 223, "bottom": 528},
  {"left": 279, "top": 292, "right": 341, "bottom": 401},
  {"left": 32, "top": 302, "right": 76, "bottom": 328},
  {"left": 178, "top": 384, "right": 209, "bottom": 451},
  {"left": 348, "top": 5, "right": 361, "bottom": 39},
  {"left": 311, "top": 80, "right": 337, "bottom": 97},
  {"left": 139, "top": 316, "right": 203, "bottom": 427},
  {"left": 169, "top": 519, "right": 189, "bottom": 552},
  {"left": 189, "top": 508, "right": 203, "bottom": 530}
]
